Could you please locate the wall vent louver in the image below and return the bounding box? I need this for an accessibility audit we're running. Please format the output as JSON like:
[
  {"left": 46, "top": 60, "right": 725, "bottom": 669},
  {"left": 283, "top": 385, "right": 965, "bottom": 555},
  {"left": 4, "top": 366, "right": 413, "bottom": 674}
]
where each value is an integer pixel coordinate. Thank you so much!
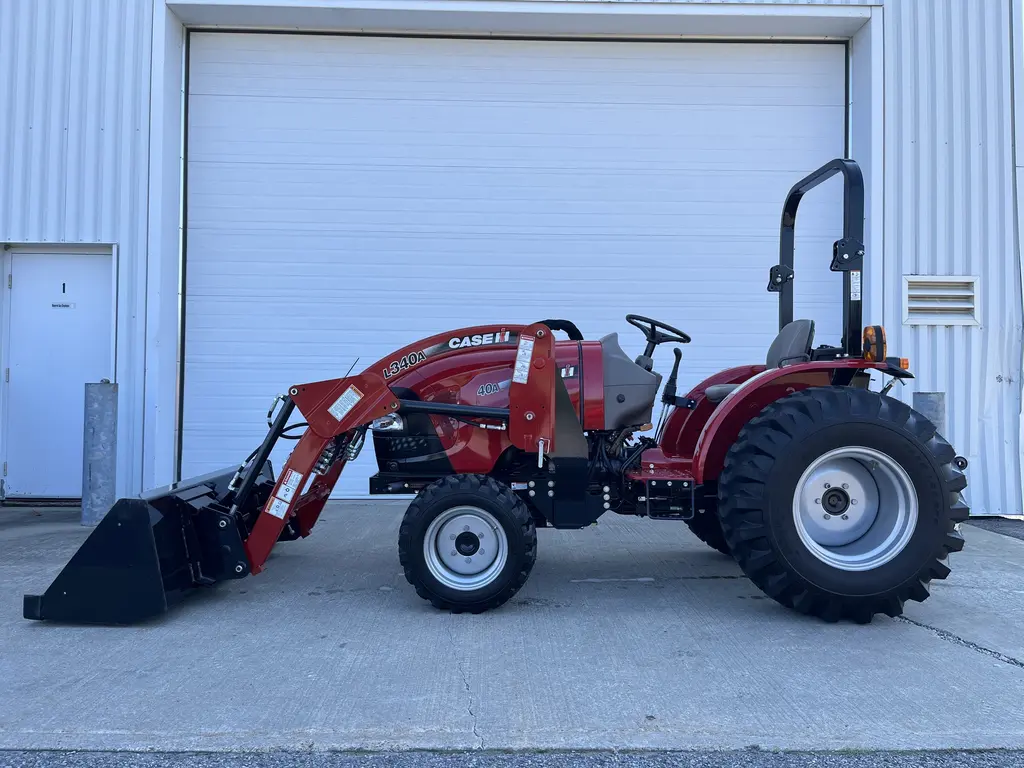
[{"left": 902, "top": 275, "right": 979, "bottom": 326}]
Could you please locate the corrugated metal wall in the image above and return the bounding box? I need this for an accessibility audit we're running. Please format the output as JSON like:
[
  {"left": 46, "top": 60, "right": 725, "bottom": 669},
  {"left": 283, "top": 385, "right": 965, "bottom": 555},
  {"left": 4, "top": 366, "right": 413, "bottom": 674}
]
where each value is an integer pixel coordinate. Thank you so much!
[
  {"left": 0, "top": 0, "right": 153, "bottom": 244},
  {"left": 0, "top": 0, "right": 154, "bottom": 496},
  {"left": 882, "top": 0, "right": 1023, "bottom": 516},
  {"left": 0, "top": 0, "right": 1020, "bottom": 513}
]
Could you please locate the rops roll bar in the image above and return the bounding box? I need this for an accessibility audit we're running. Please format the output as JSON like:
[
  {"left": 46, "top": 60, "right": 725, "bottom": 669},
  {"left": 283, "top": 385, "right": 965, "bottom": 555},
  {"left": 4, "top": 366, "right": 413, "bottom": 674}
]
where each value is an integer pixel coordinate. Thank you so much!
[{"left": 767, "top": 158, "right": 865, "bottom": 358}]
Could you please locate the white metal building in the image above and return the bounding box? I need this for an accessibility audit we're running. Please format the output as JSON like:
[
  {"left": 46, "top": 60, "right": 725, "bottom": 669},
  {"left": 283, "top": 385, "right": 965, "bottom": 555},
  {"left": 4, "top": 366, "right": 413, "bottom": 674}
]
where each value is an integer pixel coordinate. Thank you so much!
[{"left": 0, "top": 0, "right": 1021, "bottom": 513}]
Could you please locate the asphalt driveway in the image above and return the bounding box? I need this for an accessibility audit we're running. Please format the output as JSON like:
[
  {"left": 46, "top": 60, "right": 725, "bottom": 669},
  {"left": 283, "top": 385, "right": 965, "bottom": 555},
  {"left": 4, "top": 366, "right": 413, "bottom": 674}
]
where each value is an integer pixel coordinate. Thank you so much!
[{"left": 2, "top": 503, "right": 1024, "bottom": 754}]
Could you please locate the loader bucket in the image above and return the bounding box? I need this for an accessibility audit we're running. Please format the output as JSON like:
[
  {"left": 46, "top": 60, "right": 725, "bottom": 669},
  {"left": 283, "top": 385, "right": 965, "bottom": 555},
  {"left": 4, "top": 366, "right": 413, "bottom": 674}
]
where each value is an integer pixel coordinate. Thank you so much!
[{"left": 23, "top": 463, "right": 276, "bottom": 625}]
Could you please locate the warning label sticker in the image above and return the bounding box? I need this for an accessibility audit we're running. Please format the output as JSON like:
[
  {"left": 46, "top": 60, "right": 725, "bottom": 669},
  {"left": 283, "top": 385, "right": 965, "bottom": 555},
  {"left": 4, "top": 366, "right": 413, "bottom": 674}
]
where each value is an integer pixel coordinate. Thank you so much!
[
  {"left": 512, "top": 336, "right": 535, "bottom": 385},
  {"left": 850, "top": 270, "right": 862, "bottom": 301},
  {"left": 267, "top": 497, "right": 289, "bottom": 519},
  {"left": 276, "top": 469, "right": 303, "bottom": 503},
  {"left": 328, "top": 385, "right": 363, "bottom": 422}
]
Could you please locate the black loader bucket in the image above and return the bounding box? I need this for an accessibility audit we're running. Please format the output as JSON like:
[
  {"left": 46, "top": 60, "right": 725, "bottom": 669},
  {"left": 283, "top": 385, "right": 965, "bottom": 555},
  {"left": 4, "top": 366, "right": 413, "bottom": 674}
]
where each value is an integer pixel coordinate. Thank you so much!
[{"left": 23, "top": 463, "right": 277, "bottom": 625}]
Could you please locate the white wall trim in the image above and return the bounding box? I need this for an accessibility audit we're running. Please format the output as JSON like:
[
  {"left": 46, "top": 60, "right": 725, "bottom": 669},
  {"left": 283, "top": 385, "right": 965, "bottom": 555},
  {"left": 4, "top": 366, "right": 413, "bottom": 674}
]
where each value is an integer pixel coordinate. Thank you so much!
[
  {"left": 143, "top": 2, "right": 186, "bottom": 490},
  {"left": 848, "top": 6, "right": 884, "bottom": 355},
  {"left": 167, "top": 0, "right": 871, "bottom": 39},
  {"left": 3, "top": 243, "right": 115, "bottom": 254}
]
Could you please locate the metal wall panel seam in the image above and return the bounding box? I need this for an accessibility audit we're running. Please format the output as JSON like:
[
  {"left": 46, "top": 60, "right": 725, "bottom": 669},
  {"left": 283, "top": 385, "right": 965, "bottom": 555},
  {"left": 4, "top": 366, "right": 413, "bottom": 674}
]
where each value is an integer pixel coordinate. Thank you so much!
[{"left": 1011, "top": 0, "right": 1024, "bottom": 517}]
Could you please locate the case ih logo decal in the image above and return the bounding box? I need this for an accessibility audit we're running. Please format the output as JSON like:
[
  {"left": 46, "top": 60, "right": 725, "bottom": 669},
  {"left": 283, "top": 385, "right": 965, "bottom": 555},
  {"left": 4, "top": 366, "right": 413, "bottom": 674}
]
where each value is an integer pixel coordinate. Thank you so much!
[
  {"left": 383, "top": 329, "right": 517, "bottom": 379},
  {"left": 448, "top": 331, "right": 513, "bottom": 349}
]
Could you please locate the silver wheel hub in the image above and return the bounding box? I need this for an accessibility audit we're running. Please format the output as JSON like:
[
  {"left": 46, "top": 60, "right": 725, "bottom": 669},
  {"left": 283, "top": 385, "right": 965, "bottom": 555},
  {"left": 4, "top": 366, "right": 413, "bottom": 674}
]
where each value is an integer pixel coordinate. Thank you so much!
[
  {"left": 793, "top": 446, "right": 918, "bottom": 571},
  {"left": 424, "top": 506, "right": 508, "bottom": 591}
]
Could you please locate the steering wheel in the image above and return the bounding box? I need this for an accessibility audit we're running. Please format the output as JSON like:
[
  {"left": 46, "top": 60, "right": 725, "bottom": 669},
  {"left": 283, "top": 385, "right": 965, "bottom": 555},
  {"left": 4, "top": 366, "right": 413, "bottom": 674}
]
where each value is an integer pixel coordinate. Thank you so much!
[{"left": 626, "top": 314, "right": 691, "bottom": 357}]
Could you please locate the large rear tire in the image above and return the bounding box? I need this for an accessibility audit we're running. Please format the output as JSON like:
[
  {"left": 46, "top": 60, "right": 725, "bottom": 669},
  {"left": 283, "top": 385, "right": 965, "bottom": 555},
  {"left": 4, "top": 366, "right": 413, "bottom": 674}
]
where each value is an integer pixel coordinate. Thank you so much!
[
  {"left": 717, "top": 386, "right": 969, "bottom": 623},
  {"left": 399, "top": 474, "right": 537, "bottom": 613}
]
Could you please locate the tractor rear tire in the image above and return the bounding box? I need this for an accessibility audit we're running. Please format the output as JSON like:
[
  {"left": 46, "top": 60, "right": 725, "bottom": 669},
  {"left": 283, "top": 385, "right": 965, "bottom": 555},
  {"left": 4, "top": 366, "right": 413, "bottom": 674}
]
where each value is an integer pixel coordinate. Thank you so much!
[
  {"left": 399, "top": 474, "right": 537, "bottom": 613},
  {"left": 717, "top": 386, "right": 969, "bottom": 624},
  {"left": 684, "top": 504, "right": 731, "bottom": 556}
]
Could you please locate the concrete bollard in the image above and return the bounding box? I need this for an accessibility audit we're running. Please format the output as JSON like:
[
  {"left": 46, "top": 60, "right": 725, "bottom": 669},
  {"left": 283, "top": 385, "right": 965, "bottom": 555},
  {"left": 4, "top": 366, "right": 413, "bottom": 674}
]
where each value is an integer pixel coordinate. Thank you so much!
[
  {"left": 82, "top": 381, "right": 117, "bottom": 526},
  {"left": 912, "top": 391, "right": 946, "bottom": 437}
]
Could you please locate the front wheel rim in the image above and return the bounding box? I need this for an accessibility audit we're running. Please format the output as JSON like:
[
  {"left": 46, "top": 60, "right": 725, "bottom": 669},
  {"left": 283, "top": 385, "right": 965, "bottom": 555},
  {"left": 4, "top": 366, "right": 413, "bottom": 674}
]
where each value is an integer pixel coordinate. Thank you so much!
[
  {"left": 792, "top": 446, "right": 918, "bottom": 572},
  {"left": 423, "top": 506, "right": 509, "bottom": 591}
]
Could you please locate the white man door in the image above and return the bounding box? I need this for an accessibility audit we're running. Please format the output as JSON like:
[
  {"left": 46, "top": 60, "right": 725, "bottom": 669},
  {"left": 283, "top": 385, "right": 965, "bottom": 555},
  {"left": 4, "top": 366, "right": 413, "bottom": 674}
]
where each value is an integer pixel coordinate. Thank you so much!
[{"left": 1, "top": 250, "right": 113, "bottom": 500}]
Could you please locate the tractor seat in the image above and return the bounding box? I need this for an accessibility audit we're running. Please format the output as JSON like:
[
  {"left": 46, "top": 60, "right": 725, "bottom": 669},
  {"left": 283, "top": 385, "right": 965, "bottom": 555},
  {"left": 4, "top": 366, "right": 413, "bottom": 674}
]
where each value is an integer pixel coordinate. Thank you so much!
[{"left": 704, "top": 319, "right": 816, "bottom": 404}]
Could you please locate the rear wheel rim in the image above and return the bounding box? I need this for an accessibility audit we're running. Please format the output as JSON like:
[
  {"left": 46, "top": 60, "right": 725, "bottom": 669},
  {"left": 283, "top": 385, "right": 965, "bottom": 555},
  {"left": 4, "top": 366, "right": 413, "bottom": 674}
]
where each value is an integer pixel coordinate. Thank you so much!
[
  {"left": 792, "top": 446, "right": 918, "bottom": 572},
  {"left": 423, "top": 506, "right": 509, "bottom": 591}
]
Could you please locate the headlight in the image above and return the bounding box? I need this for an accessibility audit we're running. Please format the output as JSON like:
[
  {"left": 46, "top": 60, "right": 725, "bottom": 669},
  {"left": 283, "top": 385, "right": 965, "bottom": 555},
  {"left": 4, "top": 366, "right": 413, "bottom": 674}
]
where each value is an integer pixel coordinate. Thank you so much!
[{"left": 371, "top": 414, "right": 405, "bottom": 432}]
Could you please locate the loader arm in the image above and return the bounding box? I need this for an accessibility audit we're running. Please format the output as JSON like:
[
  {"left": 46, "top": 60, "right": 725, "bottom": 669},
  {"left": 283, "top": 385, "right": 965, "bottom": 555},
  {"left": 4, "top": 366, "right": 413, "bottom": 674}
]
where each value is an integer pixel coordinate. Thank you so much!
[
  {"left": 24, "top": 321, "right": 562, "bottom": 624},
  {"left": 229, "top": 322, "right": 559, "bottom": 576}
]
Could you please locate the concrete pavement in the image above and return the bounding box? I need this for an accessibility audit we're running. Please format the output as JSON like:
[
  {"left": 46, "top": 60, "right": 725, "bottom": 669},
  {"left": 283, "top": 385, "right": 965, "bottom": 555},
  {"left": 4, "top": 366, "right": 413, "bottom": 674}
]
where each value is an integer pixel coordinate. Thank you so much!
[
  {"left": 4, "top": 750, "right": 1024, "bottom": 768},
  {"left": 2, "top": 503, "right": 1024, "bottom": 753}
]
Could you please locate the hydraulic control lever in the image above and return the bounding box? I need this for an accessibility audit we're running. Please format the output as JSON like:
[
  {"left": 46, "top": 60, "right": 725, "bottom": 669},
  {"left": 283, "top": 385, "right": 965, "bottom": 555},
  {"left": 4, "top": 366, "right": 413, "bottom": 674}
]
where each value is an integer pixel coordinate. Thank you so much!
[
  {"left": 661, "top": 348, "right": 693, "bottom": 409},
  {"left": 655, "top": 347, "right": 693, "bottom": 442}
]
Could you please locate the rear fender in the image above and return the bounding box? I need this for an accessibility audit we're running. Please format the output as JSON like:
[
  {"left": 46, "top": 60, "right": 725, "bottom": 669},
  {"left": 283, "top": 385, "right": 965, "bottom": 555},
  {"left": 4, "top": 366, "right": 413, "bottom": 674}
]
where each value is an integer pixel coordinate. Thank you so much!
[
  {"left": 692, "top": 361, "right": 887, "bottom": 485},
  {"left": 658, "top": 364, "right": 765, "bottom": 460}
]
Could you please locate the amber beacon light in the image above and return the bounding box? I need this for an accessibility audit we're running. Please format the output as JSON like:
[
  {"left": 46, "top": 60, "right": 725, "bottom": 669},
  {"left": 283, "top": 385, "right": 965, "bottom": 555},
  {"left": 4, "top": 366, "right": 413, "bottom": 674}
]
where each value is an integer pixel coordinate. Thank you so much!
[{"left": 862, "top": 325, "right": 887, "bottom": 361}]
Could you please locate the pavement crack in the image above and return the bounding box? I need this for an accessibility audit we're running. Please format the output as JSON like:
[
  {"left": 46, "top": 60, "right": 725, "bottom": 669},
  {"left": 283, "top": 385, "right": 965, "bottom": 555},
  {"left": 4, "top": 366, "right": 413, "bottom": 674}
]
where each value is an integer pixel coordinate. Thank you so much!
[
  {"left": 445, "top": 620, "right": 482, "bottom": 748},
  {"left": 895, "top": 615, "right": 1024, "bottom": 670}
]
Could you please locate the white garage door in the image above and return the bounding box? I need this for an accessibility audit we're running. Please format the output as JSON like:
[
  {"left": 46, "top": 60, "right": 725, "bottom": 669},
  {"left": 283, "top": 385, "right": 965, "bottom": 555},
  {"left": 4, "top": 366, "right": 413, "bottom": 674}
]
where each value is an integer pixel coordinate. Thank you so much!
[{"left": 183, "top": 33, "right": 847, "bottom": 497}]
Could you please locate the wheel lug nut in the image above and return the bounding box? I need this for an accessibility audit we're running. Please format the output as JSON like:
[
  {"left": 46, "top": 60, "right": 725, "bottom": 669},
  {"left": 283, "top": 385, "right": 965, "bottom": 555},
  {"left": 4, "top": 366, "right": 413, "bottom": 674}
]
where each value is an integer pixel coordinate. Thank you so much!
[
  {"left": 842, "top": 514, "right": 849, "bottom": 520},
  {"left": 823, "top": 514, "right": 830, "bottom": 520},
  {"left": 450, "top": 534, "right": 456, "bottom": 540},
  {"left": 464, "top": 557, "right": 472, "bottom": 563},
  {"left": 451, "top": 550, "right": 457, "bottom": 556},
  {"left": 463, "top": 525, "right": 470, "bottom": 532},
  {"left": 815, "top": 498, "right": 821, "bottom": 505},
  {"left": 851, "top": 499, "right": 858, "bottom": 505},
  {"left": 842, "top": 483, "right": 849, "bottom": 490},
  {"left": 824, "top": 483, "right": 831, "bottom": 489}
]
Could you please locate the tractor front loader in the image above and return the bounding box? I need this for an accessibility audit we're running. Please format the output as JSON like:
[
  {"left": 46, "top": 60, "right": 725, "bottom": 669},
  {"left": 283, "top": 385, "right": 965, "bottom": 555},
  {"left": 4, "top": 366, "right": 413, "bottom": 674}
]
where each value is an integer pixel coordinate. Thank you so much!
[{"left": 24, "top": 158, "right": 970, "bottom": 626}]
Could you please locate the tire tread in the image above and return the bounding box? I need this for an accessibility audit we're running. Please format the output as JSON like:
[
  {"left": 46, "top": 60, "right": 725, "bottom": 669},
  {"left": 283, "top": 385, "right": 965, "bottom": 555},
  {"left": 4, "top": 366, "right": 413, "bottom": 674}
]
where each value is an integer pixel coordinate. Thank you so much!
[
  {"left": 683, "top": 505, "right": 731, "bottom": 556},
  {"left": 398, "top": 474, "right": 537, "bottom": 614},
  {"left": 717, "top": 386, "right": 969, "bottom": 623}
]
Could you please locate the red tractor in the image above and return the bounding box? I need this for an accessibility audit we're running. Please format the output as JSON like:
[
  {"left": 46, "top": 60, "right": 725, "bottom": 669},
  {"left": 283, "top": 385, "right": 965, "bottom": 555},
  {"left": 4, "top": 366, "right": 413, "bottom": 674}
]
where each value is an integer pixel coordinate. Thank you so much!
[{"left": 25, "top": 159, "right": 969, "bottom": 626}]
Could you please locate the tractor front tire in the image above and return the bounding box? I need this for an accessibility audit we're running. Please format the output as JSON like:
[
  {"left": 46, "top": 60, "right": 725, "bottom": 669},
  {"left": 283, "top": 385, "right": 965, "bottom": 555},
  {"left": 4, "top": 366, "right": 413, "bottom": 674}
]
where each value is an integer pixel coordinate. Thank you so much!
[
  {"left": 684, "top": 504, "right": 731, "bottom": 556},
  {"left": 399, "top": 474, "right": 537, "bottom": 613},
  {"left": 717, "top": 386, "right": 969, "bottom": 624}
]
